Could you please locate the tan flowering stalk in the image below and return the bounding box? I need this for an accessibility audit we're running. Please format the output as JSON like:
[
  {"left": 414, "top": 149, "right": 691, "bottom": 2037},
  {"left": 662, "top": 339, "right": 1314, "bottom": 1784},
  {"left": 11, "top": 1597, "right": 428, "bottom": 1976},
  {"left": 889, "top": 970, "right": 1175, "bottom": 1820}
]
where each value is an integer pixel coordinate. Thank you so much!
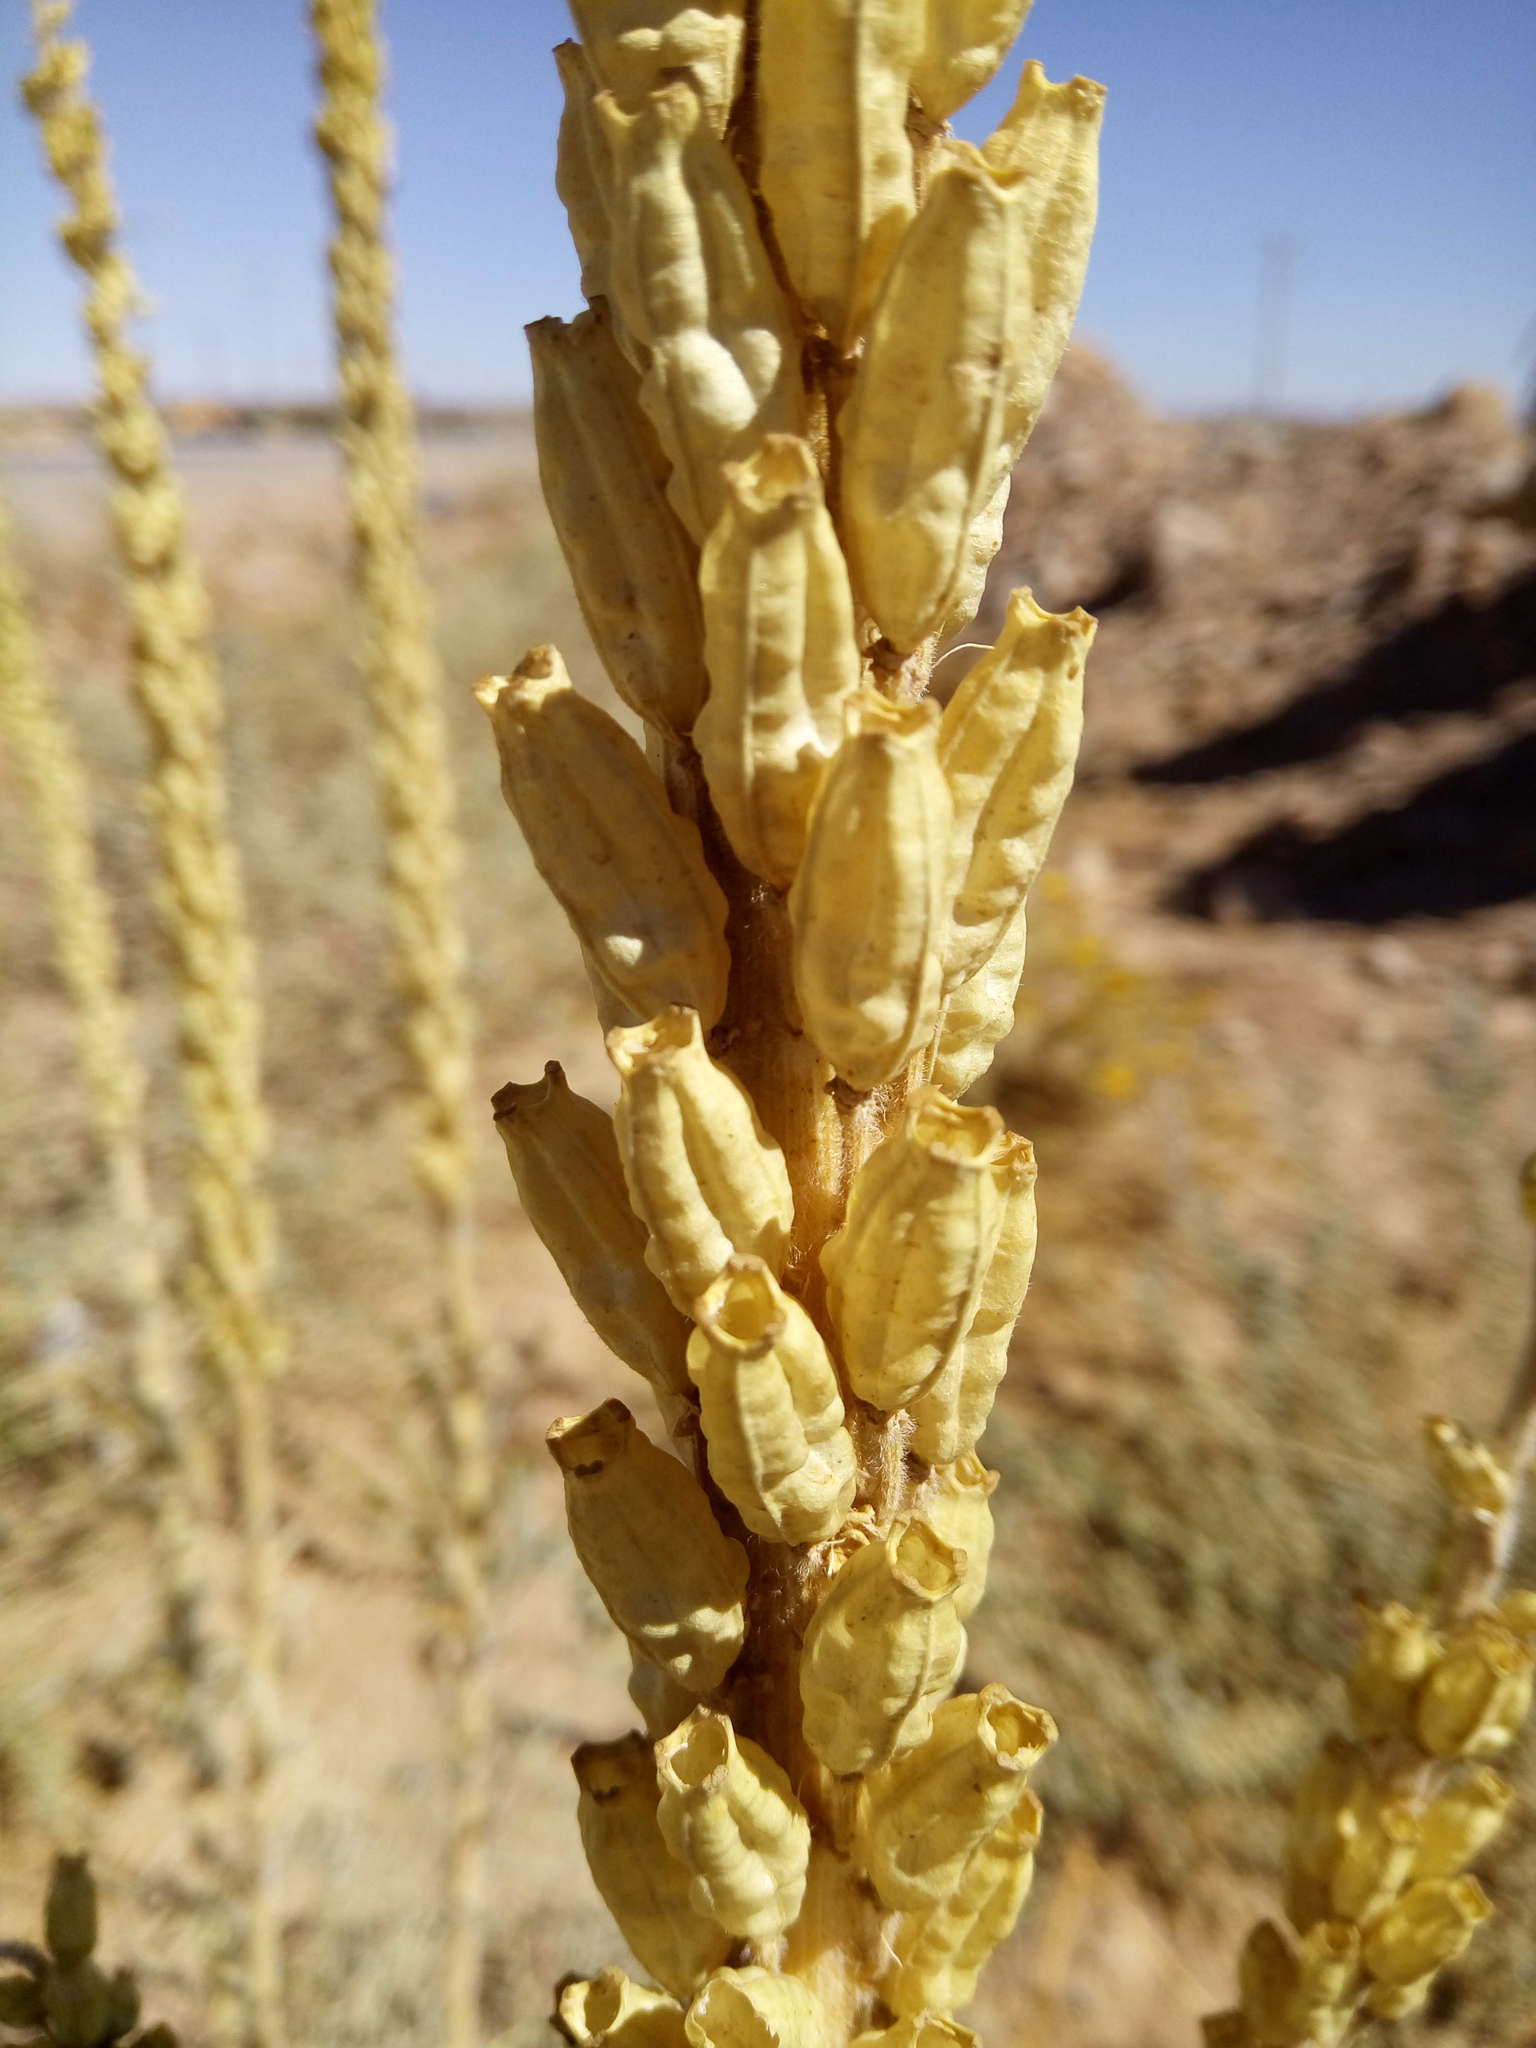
[
  {"left": 489, "top": 5, "right": 1101, "bottom": 2035},
  {"left": 21, "top": 11, "right": 285, "bottom": 2042},
  {"left": 306, "top": 6, "right": 493, "bottom": 2039},
  {"left": 1206, "top": 1159, "right": 1536, "bottom": 2046}
]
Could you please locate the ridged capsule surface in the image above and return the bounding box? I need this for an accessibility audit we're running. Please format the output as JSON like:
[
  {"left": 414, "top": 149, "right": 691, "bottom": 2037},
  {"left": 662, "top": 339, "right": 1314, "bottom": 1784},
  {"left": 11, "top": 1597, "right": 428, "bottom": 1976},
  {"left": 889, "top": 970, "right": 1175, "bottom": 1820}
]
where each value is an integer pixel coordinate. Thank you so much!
[
  {"left": 549, "top": 1401, "right": 748, "bottom": 1693},
  {"left": 928, "top": 894, "right": 1029, "bottom": 1102},
  {"left": 919, "top": 1454, "right": 998, "bottom": 1621},
  {"left": 1412, "top": 1769, "right": 1513, "bottom": 1881},
  {"left": 529, "top": 306, "right": 707, "bottom": 735},
  {"left": 912, "top": 0, "right": 1034, "bottom": 120},
  {"left": 558, "top": 1969, "right": 689, "bottom": 2048},
  {"left": 756, "top": 0, "right": 918, "bottom": 345},
  {"left": 938, "top": 590, "right": 1092, "bottom": 989},
  {"left": 609, "top": 1007, "right": 796, "bottom": 1313},
  {"left": 493, "top": 1063, "right": 691, "bottom": 1403},
  {"left": 800, "top": 1521, "right": 967, "bottom": 1776},
  {"left": 572, "top": 0, "right": 746, "bottom": 134},
  {"left": 838, "top": 73, "right": 1104, "bottom": 651},
  {"left": 1361, "top": 1878, "right": 1492, "bottom": 1987},
  {"left": 790, "top": 693, "right": 952, "bottom": 1091},
  {"left": 684, "top": 1968, "right": 837, "bottom": 2048},
  {"left": 822, "top": 1089, "right": 1015, "bottom": 1412},
  {"left": 695, "top": 435, "right": 862, "bottom": 889},
  {"left": 688, "top": 1256, "right": 856, "bottom": 1545},
  {"left": 859, "top": 1684, "right": 1055, "bottom": 1911},
  {"left": 554, "top": 41, "right": 615, "bottom": 307},
  {"left": 656, "top": 1707, "right": 813, "bottom": 1942},
  {"left": 574, "top": 1735, "right": 733, "bottom": 2002},
  {"left": 886, "top": 1791, "right": 1041, "bottom": 2016},
  {"left": 598, "top": 77, "right": 802, "bottom": 541},
  {"left": 477, "top": 650, "right": 729, "bottom": 1025}
]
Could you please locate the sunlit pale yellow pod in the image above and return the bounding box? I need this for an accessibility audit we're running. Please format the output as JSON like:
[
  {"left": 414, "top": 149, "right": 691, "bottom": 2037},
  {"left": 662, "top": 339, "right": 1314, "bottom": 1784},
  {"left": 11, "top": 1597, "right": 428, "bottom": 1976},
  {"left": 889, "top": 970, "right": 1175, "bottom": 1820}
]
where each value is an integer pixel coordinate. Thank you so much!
[
  {"left": 860, "top": 1685, "right": 1055, "bottom": 1911},
  {"left": 938, "top": 469, "right": 1011, "bottom": 646},
  {"left": 1361, "top": 1876, "right": 1492, "bottom": 1988},
  {"left": 1282, "top": 1734, "right": 1366, "bottom": 1932},
  {"left": 687, "top": 1256, "right": 856, "bottom": 1545},
  {"left": 854, "top": 2019, "right": 981, "bottom": 2048},
  {"left": 790, "top": 693, "right": 952, "bottom": 1092},
  {"left": 927, "top": 895, "right": 1028, "bottom": 1102},
  {"left": 1345, "top": 1602, "right": 1437, "bottom": 1742},
  {"left": 554, "top": 41, "right": 615, "bottom": 306},
  {"left": 838, "top": 74, "right": 1104, "bottom": 652},
  {"left": 609, "top": 1007, "right": 796, "bottom": 1313},
  {"left": 598, "top": 78, "right": 802, "bottom": 542},
  {"left": 886, "top": 1790, "right": 1041, "bottom": 2017},
  {"left": 756, "top": 0, "right": 918, "bottom": 345},
  {"left": 907, "top": 1134, "right": 1035, "bottom": 1464},
  {"left": 1415, "top": 1614, "right": 1535, "bottom": 1758},
  {"left": 549, "top": 1400, "right": 748, "bottom": 1692},
  {"left": 695, "top": 435, "right": 862, "bottom": 889},
  {"left": 919, "top": 1454, "right": 998, "bottom": 1621},
  {"left": 571, "top": 0, "right": 746, "bottom": 133},
  {"left": 529, "top": 306, "right": 707, "bottom": 737},
  {"left": 684, "top": 1968, "right": 837, "bottom": 2048},
  {"left": 1412, "top": 1768, "right": 1513, "bottom": 1882},
  {"left": 656, "top": 1707, "right": 813, "bottom": 1943},
  {"left": 477, "top": 651, "right": 729, "bottom": 1026},
  {"left": 800, "top": 1521, "right": 967, "bottom": 1776},
  {"left": 911, "top": 0, "right": 1033, "bottom": 121},
  {"left": 938, "top": 591, "right": 1091, "bottom": 989},
  {"left": 558, "top": 1969, "right": 690, "bottom": 2048},
  {"left": 630, "top": 1646, "right": 697, "bottom": 1741},
  {"left": 493, "top": 1063, "right": 691, "bottom": 1404},
  {"left": 823, "top": 1088, "right": 1013, "bottom": 1411},
  {"left": 1327, "top": 1790, "right": 1420, "bottom": 1926},
  {"left": 574, "top": 1734, "right": 734, "bottom": 2002}
]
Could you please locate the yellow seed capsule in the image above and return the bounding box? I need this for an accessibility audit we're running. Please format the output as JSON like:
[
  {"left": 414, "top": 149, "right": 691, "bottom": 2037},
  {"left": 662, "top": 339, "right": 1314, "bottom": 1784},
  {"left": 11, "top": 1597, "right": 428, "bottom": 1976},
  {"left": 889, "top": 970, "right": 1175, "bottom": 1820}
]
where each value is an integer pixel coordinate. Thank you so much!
[
  {"left": 656, "top": 1707, "right": 812, "bottom": 1943},
  {"left": 558, "top": 1969, "right": 690, "bottom": 2048},
  {"left": 1423, "top": 1414, "right": 1511, "bottom": 1517},
  {"left": 1236, "top": 1921, "right": 1301, "bottom": 2046},
  {"left": 938, "top": 591, "right": 1092, "bottom": 989},
  {"left": 549, "top": 1401, "right": 748, "bottom": 1692},
  {"left": 1346, "top": 1603, "right": 1438, "bottom": 1742},
  {"left": 571, "top": 0, "right": 746, "bottom": 134},
  {"left": 907, "top": 1136, "right": 1036, "bottom": 1466},
  {"left": 684, "top": 1968, "right": 837, "bottom": 2048},
  {"left": 854, "top": 2019, "right": 981, "bottom": 2048},
  {"left": 823, "top": 1088, "right": 1014, "bottom": 1412},
  {"left": 920, "top": 1455, "right": 999, "bottom": 1621},
  {"left": 938, "top": 470, "right": 1012, "bottom": 646},
  {"left": 528, "top": 307, "right": 707, "bottom": 736},
  {"left": 688, "top": 1256, "right": 856, "bottom": 1545},
  {"left": 45, "top": 1853, "right": 98, "bottom": 1964},
  {"left": 928, "top": 895, "right": 1029, "bottom": 1102},
  {"left": 912, "top": 1, "right": 1034, "bottom": 121},
  {"left": 1413, "top": 1768, "right": 1513, "bottom": 1882},
  {"left": 790, "top": 694, "right": 952, "bottom": 1091},
  {"left": 598, "top": 78, "right": 802, "bottom": 541},
  {"left": 1283, "top": 1735, "right": 1368, "bottom": 1931},
  {"left": 1361, "top": 1876, "right": 1492, "bottom": 1987},
  {"left": 838, "top": 75, "right": 1104, "bottom": 652},
  {"left": 1364, "top": 1975, "right": 1434, "bottom": 2022},
  {"left": 574, "top": 1735, "right": 733, "bottom": 2001},
  {"left": 1238, "top": 1920, "right": 1360, "bottom": 2048},
  {"left": 1328, "top": 1791, "right": 1420, "bottom": 1926},
  {"left": 493, "top": 1064, "right": 692, "bottom": 1404},
  {"left": 800, "top": 1521, "right": 967, "bottom": 1775},
  {"left": 886, "top": 1788, "right": 1041, "bottom": 2016},
  {"left": 609, "top": 1007, "right": 796, "bottom": 1313},
  {"left": 695, "top": 435, "right": 862, "bottom": 888},
  {"left": 756, "top": 1, "right": 919, "bottom": 345},
  {"left": 630, "top": 1647, "right": 697, "bottom": 1740},
  {"left": 477, "top": 651, "right": 729, "bottom": 1026},
  {"left": 861, "top": 1685, "right": 1055, "bottom": 1911},
  {"left": 1498, "top": 1588, "right": 1536, "bottom": 1638},
  {"left": 554, "top": 41, "right": 615, "bottom": 306},
  {"left": 1415, "top": 1614, "right": 1535, "bottom": 1759}
]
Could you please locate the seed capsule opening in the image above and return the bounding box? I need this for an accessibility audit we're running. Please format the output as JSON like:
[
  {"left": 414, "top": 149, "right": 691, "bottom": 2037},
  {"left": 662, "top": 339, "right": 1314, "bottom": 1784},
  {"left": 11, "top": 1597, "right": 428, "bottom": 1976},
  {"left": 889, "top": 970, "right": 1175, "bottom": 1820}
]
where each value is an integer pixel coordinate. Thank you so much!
[
  {"left": 548, "top": 1399, "right": 633, "bottom": 1477},
  {"left": 979, "top": 1687, "right": 1056, "bottom": 1767},
  {"left": 698, "top": 1257, "right": 785, "bottom": 1353},
  {"left": 909, "top": 1091, "right": 1005, "bottom": 1164},
  {"left": 893, "top": 1522, "right": 965, "bottom": 1600},
  {"left": 608, "top": 1003, "right": 699, "bottom": 1076},
  {"left": 490, "top": 1059, "right": 565, "bottom": 1126},
  {"left": 664, "top": 1710, "right": 730, "bottom": 1790}
]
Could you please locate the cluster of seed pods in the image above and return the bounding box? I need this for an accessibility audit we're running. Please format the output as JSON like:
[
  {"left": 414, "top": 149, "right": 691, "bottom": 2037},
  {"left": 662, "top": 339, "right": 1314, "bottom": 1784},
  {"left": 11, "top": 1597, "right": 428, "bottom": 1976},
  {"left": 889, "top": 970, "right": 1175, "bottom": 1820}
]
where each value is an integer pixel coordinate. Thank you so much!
[{"left": 482, "top": 5, "right": 1103, "bottom": 2041}]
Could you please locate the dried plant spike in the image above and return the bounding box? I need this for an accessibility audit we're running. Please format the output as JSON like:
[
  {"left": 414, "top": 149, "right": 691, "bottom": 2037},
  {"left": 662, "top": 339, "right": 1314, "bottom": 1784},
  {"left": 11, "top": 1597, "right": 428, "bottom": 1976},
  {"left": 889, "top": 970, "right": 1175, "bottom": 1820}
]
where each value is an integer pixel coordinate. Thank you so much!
[
  {"left": 555, "top": 41, "right": 616, "bottom": 306},
  {"left": 558, "top": 1969, "right": 690, "bottom": 2048},
  {"left": 822, "top": 1088, "right": 1014, "bottom": 1412},
  {"left": 687, "top": 1256, "right": 857, "bottom": 1544},
  {"left": 860, "top": 1685, "right": 1056, "bottom": 1910},
  {"left": 1413, "top": 1768, "right": 1514, "bottom": 1882},
  {"left": 530, "top": 304, "right": 707, "bottom": 735},
  {"left": 800, "top": 1521, "right": 967, "bottom": 1776},
  {"left": 920, "top": 1455, "right": 999, "bottom": 1621},
  {"left": 838, "top": 77, "right": 1104, "bottom": 651},
  {"left": 477, "top": 651, "right": 730, "bottom": 1025},
  {"left": 1415, "top": 1614, "right": 1535, "bottom": 1758},
  {"left": 938, "top": 590, "right": 1091, "bottom": 990},
  {"left": 790, "top": 693, "right": 953, "bottom": 1091},
  {"left": 1361, "top": 1876, "right": 1492, "bottom": 1987},
  {"left": 912, "top": 1, "right": 1034, "bottom": 120},
  {"left": 571, "top": 0, "right": 746, "bottom": 134},
  {"left": 609, "top": 1007, "right": 796, "bottom": 1313},
  {"left": 756, "top": 1, "right": 919, "bottom": 345},
  {"left": 492, "top": 1064, "right": 692, "bottom": 1402},
  {"left": 684, "top": 1968, "right": 837, "bottom": 2048},
  {"left": 550, "top": 1402, "right": 749, "bottom": 1692},
  {"left": 695, "top": 434, "right": 863, "bottom": 888},
  {"left": 597, "top": 75, "right": 802, "bottom": 541},
  {"left": 886, "top": 1790, "right": 1042, "bottom": 2017},
  {"left": 655, "top": 1707, "right": 813, "bottom": 1942},
  {"left": 575, "top": 1736, "right": 735, "bottom": 2000}
]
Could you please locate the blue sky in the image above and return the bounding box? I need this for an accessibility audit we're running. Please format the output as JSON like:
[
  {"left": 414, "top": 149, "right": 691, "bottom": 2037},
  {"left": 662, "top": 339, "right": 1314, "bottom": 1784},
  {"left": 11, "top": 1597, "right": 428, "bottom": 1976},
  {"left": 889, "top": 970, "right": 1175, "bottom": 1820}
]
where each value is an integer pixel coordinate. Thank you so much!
[{"left": 1, "top": 0, "right": 1532, "bottom": 416}]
